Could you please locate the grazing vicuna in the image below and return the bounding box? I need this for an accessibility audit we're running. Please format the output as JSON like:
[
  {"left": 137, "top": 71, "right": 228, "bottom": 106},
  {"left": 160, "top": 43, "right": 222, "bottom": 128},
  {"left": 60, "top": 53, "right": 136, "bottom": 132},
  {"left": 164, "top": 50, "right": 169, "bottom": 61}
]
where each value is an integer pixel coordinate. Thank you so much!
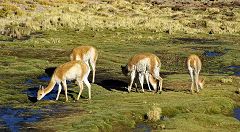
[
  {"left": 70, "top": 46, "right": 98, "bottom": 83},
  {"left": 187, "top": 54, "right": 205, "bottom": 93},
  {"left": 121, "top": 53, "right": 163, "bottom": 93},
  {"left": 37, "top": 61, "right": 91, "bottom": 101}
]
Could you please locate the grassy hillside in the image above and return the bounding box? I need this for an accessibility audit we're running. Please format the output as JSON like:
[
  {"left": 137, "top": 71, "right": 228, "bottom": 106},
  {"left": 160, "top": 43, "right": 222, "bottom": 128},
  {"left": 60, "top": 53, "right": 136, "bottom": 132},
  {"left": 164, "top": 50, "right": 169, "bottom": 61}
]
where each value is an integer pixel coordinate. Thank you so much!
[{"left": 0, "top": 0, "right": 240, "bottom": 40}]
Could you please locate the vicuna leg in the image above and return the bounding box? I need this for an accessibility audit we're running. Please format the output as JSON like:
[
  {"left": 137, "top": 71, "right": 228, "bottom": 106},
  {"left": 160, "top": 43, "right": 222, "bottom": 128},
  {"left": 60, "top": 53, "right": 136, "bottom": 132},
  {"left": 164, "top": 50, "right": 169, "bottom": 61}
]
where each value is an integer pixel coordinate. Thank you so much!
[
  {"left": 134, "top": 73, "right": 139, "bottom": 92},
  {"left": 77, "top": 80, "right": 84, "bottom": 100},
  {"left": 158, "top": 77, "right": 163, "bottom": 93},
  {"left": 84, "top": 78, "right": 91, "bottom": 100},
  {"left": 56, "top": 83, "right": 62, "bottom": 100},
  {"left": 134, "top": 82, "right": 138, "bottom": 92},
  {"left": 189, "top": 68, "right": 194, "bottom": 94},
  {"left": 90, "top": 59, "right": 96, "bottom": 83},
  {"left": 195, "top": 71, "right": 200, "bottom": 93},
  {"left": 145, "top": 72, "right": 152, "bottom": 91},
  {"left": 62, "top": 80, "right": 68, "bottom": 101},
  {"left": 139, "top": 72, "right": 145, "bottom": 92},
  {"left": 128, "top": 71, "right": 136, "bottom": 93}
]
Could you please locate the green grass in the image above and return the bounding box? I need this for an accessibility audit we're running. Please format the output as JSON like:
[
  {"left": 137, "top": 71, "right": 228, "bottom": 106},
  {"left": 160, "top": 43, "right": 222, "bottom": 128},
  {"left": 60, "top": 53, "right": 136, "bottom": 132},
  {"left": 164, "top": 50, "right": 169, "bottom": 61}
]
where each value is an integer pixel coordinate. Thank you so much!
[{"left": 0, "top": 28, "right": 240, "bottom": 131}]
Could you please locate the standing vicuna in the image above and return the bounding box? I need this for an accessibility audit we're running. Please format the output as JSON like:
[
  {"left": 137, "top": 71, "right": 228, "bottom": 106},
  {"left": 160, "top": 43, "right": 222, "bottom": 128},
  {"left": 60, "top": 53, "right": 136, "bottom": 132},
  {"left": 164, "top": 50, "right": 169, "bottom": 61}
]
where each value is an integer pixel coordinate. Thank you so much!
[
  {"left": 187, "top": 54, "right": 205, "bottom": 93},
  {"left": 121, "top": 53, "right": 163, "bottom": 93},
  {"left": 70, "top": 46, "right": 98, "bottom": 83},
  {"left": 37, "top": 61, "right": 91, "bottom": 101}
]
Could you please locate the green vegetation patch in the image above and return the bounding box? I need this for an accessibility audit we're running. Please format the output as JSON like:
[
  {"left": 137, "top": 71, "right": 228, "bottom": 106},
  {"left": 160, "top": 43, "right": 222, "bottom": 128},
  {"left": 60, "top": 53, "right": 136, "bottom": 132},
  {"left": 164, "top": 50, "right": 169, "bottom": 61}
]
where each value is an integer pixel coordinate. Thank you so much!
[{"left": 0, "top": 27, "right": 239, "bottom": 131}]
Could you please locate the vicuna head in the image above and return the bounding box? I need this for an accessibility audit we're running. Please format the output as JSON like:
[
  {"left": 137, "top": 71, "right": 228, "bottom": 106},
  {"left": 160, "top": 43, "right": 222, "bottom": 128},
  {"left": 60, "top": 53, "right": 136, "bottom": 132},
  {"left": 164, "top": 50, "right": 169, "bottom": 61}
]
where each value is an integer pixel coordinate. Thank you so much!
[
  {"left": 121, "top": 65, "right": 129, "bottom": 76},
  {"left": 198, "top": 77, "right": 205, "bottom": 89},
  {"left": 37, "top": 85, "right": 46, "bottom": 100},
  {"left": 149, "top": 74, "right": 158, "bottom": 91}
]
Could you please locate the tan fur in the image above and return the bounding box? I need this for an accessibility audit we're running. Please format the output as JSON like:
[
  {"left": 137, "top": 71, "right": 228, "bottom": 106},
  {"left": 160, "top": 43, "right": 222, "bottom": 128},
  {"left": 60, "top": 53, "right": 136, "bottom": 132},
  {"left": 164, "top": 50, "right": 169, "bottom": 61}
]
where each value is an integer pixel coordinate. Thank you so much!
[
  {"left": 123, "top": 53, "right": 163, "bottom": 93},
  {"left": 187, "top": 54, "right": 202, "bottom": 72},
  {"left": 127, "top": 54, "right": 148, "bottom": 68},
  {"left": 70, "top": 46, "right": 98, "bottom": 83},
  {"left": 37, "top": 61, "right": 91, "bottom": 101},
  {"left": 54, "top": 62, "right": 76, "bottom": 80},
  {"left": 187, "top": 54, "right": 204, "bottom": 93},
  {"left": 55, "top": 61, "right": 89, "bottom": 81},
  {"left": 127, "top": 53, "right": 160, "bottom": 75}
]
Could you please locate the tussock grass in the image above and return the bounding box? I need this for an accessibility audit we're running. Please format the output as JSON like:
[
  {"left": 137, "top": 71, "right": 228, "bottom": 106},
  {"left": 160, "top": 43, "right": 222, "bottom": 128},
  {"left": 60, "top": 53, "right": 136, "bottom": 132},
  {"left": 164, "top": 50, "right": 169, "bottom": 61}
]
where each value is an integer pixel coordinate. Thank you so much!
[
  {"left": 0, "top": 3, "right": 24, "bottom": 18},
  {"left": 147, "top": 106, "right": 162, "bottom": 121},
  {"left": 0, "top": 0, "right": 240, "bottom": 39}
]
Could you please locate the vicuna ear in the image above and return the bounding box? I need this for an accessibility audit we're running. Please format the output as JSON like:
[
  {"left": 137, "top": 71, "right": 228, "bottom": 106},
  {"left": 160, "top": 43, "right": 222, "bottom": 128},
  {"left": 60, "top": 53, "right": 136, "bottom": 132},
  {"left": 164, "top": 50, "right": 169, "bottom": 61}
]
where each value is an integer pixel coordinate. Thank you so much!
[
  {"left": 121, "top": 65, "right": 124, "bottom": 68},
  {"left": 39, "top": 85, "right": 44, "bottom": 90}
]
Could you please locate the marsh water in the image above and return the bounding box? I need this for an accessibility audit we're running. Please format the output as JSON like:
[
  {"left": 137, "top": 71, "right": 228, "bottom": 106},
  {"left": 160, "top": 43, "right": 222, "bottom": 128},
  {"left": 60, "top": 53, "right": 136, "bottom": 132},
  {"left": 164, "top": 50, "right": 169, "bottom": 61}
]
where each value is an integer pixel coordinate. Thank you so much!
[
  {"left": 226, "top": 66, "right": 240, "bottom": 76},
  {"left": 0, "top": 74, "right": 77, "bottom": 131},
  {"left": 234, "top": 108, "right": 240, "bottom": 121},
  {"left": 0, "top": 107, "right": 41, "bottom": 132},
  {"left": 203, "top": 51, "right": 224, "bottom": 57},
  {"left": 0, "top": 105, "right": 78, "bottom": 131},
  {"left": 24, "top": 75, "right": 56, "bottom": 101},
  {"left": 133, "top": 123, "right": 151, "bottom": 132}
]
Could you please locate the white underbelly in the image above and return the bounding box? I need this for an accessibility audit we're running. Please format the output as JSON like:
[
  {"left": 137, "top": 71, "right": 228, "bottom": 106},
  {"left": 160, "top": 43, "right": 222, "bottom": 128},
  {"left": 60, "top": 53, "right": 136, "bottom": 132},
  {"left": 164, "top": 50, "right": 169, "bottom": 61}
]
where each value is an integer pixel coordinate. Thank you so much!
[{"left": 64, "top": 66, "right": 81, "bottom": 81}]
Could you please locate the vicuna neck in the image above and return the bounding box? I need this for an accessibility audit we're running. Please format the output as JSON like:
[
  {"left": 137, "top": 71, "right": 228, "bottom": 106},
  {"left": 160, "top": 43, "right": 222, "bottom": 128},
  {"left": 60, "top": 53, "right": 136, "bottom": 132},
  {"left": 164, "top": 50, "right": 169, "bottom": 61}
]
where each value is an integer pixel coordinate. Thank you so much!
[{"left": 44, "top": 78, "right": 56, "bottom": 94}]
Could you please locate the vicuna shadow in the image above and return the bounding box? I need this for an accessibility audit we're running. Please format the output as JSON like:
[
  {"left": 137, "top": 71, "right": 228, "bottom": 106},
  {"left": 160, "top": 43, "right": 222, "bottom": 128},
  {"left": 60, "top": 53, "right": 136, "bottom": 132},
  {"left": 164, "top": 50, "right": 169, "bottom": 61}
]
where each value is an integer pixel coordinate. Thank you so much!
[
  {"left": 96, "top": 79, "right": 128, "bottom": 92},
  {"left": 95, "top": 71, "right": 177, "bottom": 92},
  {"left": 44, "top": 67, "right": 56, "bottom": 77}
]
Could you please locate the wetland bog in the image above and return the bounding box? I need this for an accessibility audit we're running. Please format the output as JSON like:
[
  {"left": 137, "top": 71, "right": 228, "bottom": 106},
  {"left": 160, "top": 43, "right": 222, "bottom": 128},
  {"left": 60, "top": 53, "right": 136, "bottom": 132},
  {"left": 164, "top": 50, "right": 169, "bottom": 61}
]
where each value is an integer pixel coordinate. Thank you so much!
[
  {"left": 0, "top": 0, "right": 240, "bottom": 131},
  {"left": 0, "top": 29, "right": 239, "bottom": 131}
]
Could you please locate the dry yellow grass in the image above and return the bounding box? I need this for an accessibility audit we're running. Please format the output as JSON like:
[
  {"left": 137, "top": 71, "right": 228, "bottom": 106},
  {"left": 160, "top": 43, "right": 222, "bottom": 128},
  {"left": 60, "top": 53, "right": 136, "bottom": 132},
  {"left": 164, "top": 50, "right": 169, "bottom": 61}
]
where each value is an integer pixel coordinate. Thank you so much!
[
  {"left": 0, "top": 0, "right": 239, "bottom": 39},
  {"left": 147, "top": 106, "right": 162, "bottom": 122}
]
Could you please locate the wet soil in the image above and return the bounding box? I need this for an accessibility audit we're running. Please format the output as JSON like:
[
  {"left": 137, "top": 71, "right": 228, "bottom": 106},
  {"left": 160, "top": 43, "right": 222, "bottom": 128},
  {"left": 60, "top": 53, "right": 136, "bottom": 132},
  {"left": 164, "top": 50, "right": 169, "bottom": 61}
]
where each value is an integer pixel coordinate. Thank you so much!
[
  {"left": 203, "top": 51, "right": 224, "bottom": 57},
  {"left": 0, "top": 107, "right": 41, "bottom": 132},
  {"left": 133, "top": 123, "right": 151, "bottom": 132},
  {"left": 225, "top": 66, "right": 240, "bottom": 76},
  {"left": 0, "top": 105, "right": 82, "bottom": 132},
  {"left": 234, "top": 108, "right": 240, "bottom": 120}
]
